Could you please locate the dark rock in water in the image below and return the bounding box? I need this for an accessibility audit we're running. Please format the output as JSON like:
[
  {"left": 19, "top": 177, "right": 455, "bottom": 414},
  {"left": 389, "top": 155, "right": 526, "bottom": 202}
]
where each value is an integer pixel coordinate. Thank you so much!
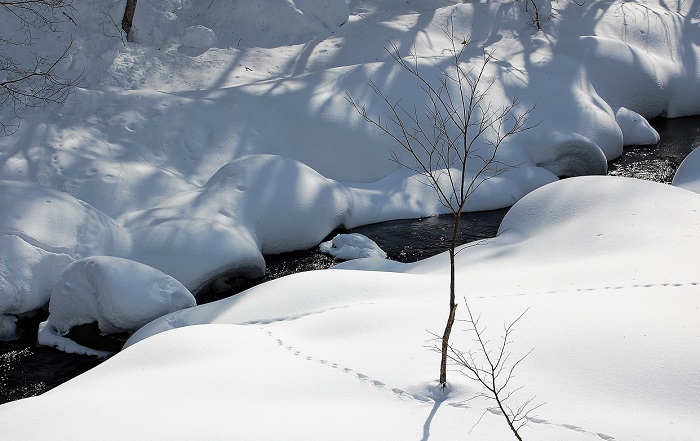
[{"left": 65, "top": 323, "right": 129, "bottom": 353}]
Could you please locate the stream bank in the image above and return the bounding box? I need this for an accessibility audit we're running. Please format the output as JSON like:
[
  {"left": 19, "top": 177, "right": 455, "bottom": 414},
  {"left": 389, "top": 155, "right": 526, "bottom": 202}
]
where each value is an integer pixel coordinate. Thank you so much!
[{"left": 1, "top": 115, "right": 698, "bottom": 404}]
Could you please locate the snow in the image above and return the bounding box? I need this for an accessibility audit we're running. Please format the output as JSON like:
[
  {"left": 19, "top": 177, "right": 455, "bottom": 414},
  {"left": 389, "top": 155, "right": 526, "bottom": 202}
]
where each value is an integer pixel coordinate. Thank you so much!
[
  {"left": 615, "top": 106, "right": 661, "bottom": 145},
  {"left": 0, "top": 181, "right": 131, "bottom": 337},
  {"left": 180, "top": 25, "right": 217, "bottom": 50},
  {"left": 0, "top": 0, "right": 699, "bottom": 438},
  {"left": 3, "top": 175, "right": 700, "bottom": 440},
  {"left": 38, "top": 256, "right": 195, "bottom": 356},
  {"left": 319, "top": 233, "right": 387, "bottom": 260},
  {"left": 672, "top": 145, "right": 700, "bottom": 192}
]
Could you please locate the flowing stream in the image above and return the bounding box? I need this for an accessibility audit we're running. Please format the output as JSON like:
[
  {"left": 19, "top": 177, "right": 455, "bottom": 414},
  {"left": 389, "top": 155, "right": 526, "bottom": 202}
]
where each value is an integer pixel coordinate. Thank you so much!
[{"left": 1, "top": 116, "right": 698, "bottom": 404}]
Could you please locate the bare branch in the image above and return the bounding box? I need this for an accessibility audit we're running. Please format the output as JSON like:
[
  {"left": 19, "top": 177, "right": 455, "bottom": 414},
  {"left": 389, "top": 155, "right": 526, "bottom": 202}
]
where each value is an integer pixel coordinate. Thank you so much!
[
  {"left": 448, "top": 303, "right": 541, "bottom": 440},
  {"left": 0, "top": 0, "right": 78, "bottom": 135}
]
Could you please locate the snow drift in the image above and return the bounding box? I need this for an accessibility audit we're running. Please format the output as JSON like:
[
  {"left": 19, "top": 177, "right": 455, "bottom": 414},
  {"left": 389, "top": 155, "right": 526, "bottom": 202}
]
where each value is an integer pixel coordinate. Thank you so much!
[
  {"left": 3, "top": 175, "right": 699, "bottom": 441},
  {"left": 0, "top": 0, "right": 697, "bottom": 370}
]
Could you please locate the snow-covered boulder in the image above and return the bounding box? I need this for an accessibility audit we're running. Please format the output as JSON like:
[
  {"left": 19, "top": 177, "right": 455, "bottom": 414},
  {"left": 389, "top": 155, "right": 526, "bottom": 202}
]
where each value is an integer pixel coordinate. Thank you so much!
[
  {"left": 319, "top": 233, "right": 387, "bottom": 260},
  {"left": 615, "top": 107, "right": 660, "bottom": 146},
  {"left": 0, "top": 181, "right": 131, "bottom": 339},
  {"left": 38, "top": 256, "right": 195, "bottom": 356}
]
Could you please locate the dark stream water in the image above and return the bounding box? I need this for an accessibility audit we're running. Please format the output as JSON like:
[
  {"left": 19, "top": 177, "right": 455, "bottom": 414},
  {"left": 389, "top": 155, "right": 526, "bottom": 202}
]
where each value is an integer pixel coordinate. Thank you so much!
[{"left": 1, "top": 116, "right": 698, "bottom": 405}]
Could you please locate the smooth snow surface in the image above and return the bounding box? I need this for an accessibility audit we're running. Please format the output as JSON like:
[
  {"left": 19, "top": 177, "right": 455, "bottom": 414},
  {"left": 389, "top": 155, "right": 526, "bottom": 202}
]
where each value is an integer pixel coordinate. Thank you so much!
[
  {"left": 0, "top": 0, "right": 699, "bottom": 438},
  {"left": 672, "top": 145, "right": 700, "bottom": 192},
  {"left": 3, "top": 176, "right": 700, "bottom": 440}
]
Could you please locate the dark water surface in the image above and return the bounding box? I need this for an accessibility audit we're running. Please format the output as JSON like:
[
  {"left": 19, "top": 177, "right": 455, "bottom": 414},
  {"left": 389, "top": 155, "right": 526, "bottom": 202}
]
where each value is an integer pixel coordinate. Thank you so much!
[
  {"left": 608, "top": 116, "right": 700, "bottom": 183},
  {"left": 1, "top": 116, "right": 698, "bottom": 405}
]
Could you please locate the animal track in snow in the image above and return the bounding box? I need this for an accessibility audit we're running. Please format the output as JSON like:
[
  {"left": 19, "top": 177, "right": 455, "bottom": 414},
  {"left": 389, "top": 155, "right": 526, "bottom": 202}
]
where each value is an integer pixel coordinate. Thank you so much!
[
  {"left": 486, "top": 281, "right": 700, "bottom": 299},
  {"left": 262, "top": 329, "right": 618, "bottom": 439}
]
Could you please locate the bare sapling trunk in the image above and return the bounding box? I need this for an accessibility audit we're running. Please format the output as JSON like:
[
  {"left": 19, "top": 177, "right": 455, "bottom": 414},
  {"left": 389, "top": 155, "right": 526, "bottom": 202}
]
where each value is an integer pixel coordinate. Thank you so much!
[{"left": 439, "top": 209, "right": 461, "bottom": 386}]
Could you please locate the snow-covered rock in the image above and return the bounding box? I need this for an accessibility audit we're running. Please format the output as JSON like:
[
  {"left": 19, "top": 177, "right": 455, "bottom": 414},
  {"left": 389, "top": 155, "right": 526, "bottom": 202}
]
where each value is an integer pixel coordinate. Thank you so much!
[
  {"left": 319, "top": 233, "right": 387, "bottom": 260},
  {"left": 120, "top": 155, "right": 351, "bottom": 291},
  {"left": 38, "top": 256, "right": 195, "bottom": 356},
  {"left": 615, "top": 107, "right": 660, "bottom": 146}
]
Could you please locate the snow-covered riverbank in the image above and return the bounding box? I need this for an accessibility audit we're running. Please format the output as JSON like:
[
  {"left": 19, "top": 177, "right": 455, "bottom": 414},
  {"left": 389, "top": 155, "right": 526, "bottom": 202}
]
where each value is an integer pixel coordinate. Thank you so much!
[{"left": 0, "top": 0, "right": 699, "bottom": 438}]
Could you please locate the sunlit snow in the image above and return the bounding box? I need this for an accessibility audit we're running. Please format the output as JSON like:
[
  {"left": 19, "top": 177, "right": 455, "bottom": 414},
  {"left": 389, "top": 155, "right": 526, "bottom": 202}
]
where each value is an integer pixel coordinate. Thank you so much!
[{"left": 0, "top": 0, "right": 699, "bottom": 439}]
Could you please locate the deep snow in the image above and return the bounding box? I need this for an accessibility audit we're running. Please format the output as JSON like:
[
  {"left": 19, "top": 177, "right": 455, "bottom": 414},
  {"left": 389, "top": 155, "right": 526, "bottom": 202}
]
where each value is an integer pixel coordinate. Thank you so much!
[
  {"left": 1, "top": 0, "right": 698, "bottom": 335},
  {"left": 0, "top": 0, "right": 699, "bottom": 439}
]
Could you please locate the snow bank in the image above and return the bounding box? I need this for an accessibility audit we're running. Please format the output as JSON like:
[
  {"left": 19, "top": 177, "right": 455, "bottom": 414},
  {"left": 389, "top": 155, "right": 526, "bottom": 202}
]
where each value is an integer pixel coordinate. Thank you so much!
[
  {"left": 319, "top": 233, "right": 387, "bottom": 260},
  {"left": 4, "top": 175, "right": 698, "bottom": 440},
  {"left": 0, "top": 0, "right": 698, "bottom": 342}
]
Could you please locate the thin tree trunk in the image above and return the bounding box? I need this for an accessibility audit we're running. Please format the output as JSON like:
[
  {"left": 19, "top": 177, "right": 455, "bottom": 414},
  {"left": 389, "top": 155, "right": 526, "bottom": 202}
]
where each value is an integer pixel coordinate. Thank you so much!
[
  {"left": 440, "top": 214, "right": 461, "bottom": 387},
  {"left": 122, "top": 0, "right": 138, "bottom": 39}
]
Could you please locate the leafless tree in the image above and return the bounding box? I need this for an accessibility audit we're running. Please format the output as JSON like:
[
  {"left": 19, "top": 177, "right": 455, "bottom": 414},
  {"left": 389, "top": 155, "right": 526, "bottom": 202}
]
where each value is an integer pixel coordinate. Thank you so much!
[
  {"left": 448, "top": 303, "right": 542, "bottom": 440},
  {"left": 1, "top": 0, "right": 78, "bottom": 136},
  {"left": 346, "top": 20, "right": 535, "bottom": 390}
]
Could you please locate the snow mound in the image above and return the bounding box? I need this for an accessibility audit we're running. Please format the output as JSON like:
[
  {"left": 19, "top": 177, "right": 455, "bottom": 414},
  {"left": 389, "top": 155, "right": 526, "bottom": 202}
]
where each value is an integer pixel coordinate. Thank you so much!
[
  {"left": 319, "top": 233, "right": 387, "bottom": 260},
  {"left": 121, "top": 154, "right": 350, "bottom": 291},
  {"left": 44, "top": 256, "right": 195, "bottom": 335},
  {"left": 672, "top": 146, "right": 700, "bottom": 193},
  {"left": 528, "top": 131, "right": 608, "bottom": 177},
  {"left": 38, "top": 256, "right": 195, "bottom": 356},
  {"left": 0, "top": 181, "right": 131, "bottom": 339},
  {"left": 486, "top": 176, "right": 700, "bottom": 274},
  {"left": 181, "top": 25, "right": 217, "bottom": 50},
  {"left": 615, "top": 107, "right": 660, "bottom": 145}
]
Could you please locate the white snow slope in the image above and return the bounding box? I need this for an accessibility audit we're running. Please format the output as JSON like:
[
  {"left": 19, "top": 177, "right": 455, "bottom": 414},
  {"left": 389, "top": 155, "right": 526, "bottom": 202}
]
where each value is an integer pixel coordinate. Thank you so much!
[
  {"left": 1, "top": 0, "right": 699, "bottom": 332},
  {"left": 2, "top": 175, "right": 700, "bottom": 440},
  {"left": 0, "top": 0, "right": 699, "bottom": 439}
]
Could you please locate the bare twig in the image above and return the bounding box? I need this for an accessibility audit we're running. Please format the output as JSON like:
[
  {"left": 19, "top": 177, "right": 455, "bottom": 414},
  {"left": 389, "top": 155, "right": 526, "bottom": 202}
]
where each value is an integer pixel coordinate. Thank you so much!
[{"left": 447, "top": 303, "right": 543, "bottom": 440}]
